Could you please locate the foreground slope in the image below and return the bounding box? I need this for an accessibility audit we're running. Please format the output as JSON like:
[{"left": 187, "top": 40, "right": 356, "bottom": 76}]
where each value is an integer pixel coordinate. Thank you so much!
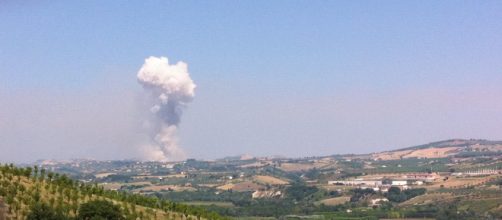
[{"left": 0, "top": 164, "right": 224, "bottom": 219}]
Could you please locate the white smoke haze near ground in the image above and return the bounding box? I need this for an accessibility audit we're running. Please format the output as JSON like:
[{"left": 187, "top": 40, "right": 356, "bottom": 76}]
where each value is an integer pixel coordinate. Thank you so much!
[{"left": 137, "top": 56, "right": 196, "bottom": 161}]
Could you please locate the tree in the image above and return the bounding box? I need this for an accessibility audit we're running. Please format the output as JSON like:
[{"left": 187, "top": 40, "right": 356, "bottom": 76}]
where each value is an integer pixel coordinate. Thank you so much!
[
  {"left": 436, "top": 204, "right": 460, "bottom": 220},
  {"left": 350, "top": 188, "right": 375, "bottom": 202},
  {"left": 78, "top": 200, "right": 124, "bottom": 220},
  {"left": 24, "top": 167, "right": 33, "bottom": 178},
  {"left": 386, "top": 187, "right": 406, "bottom": 202},
  {"left": 27, "top": 202, "right": 64, "bottom": 220},
  {"left": 40, "top": 168, "right": 46, "bottom": 182},
  {"left": 33, "top": 166, "right": 39, "bottom": 180},
  {"left": 386, "top": 187, "right": 425, "bottom": 203},
  {"left": 285, "top": 184, "right": 319, "bottom": 201},
  {"left": 47, "top": 172, "right": 54, "bottom": 182}
]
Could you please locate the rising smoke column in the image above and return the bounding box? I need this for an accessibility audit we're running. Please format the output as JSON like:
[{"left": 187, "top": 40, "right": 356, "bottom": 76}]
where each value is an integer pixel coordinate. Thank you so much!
[{"left": 137, "top": 56, "right": 196, "bottom": 161}]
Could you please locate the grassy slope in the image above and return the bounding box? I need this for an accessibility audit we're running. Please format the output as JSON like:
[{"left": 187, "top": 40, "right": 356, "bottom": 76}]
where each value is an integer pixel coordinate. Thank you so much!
[
  {"left": 0, "top": 175, "right": 193, "bottom": 219},
  {"left": 0, "top": 166, "right": 224, "bottom": 220}
]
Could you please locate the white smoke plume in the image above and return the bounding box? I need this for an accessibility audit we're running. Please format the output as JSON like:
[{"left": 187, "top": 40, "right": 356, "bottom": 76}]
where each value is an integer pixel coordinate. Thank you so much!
[{"left": 137, "top": 56, "right": 196, "bottom": 161}]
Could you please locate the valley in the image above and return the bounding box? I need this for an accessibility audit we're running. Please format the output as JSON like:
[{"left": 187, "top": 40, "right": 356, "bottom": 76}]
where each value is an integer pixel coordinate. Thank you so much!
[{"left": 23, "top": 139, "right": 502, "bottom": 219}]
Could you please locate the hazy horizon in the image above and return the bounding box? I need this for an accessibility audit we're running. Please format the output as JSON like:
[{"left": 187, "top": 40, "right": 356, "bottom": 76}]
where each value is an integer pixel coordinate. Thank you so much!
[
  {"left": 2, "top": 1, "right": 502, "bottom": 163},
  {"left": 15, "top": 138, "right": 502, "bottom": 164}
]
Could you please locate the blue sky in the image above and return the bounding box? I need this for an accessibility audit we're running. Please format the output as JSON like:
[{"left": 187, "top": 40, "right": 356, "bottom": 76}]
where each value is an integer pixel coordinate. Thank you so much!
[{"left": 1, "top": 1, "right": 502, "bottom": 162}]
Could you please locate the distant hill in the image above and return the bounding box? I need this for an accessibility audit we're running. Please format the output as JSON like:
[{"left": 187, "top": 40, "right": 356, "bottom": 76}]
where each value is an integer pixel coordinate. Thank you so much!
[
  {"left": 372, "top": 139, "right": 502, "bottom": 160},
  {"left": 397, "top": 139, "right": 502, "bottom": 151}
]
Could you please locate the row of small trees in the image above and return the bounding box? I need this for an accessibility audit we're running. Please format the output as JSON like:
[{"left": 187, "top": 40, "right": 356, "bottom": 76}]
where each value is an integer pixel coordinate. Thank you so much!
[{"left": 0, "top": 163, "right": 225, "bottom": 219}]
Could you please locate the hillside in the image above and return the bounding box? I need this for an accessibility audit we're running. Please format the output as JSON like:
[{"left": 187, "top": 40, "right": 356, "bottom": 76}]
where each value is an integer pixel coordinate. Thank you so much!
[
  {"left": 397, "top": 139, "right": 502, "bottom": 151},
  {"left": 372, "top": 139, "right": 502, "bottom": 160},
  {"left": 0, "top": 164, "right": 224, "bottom": 220}
]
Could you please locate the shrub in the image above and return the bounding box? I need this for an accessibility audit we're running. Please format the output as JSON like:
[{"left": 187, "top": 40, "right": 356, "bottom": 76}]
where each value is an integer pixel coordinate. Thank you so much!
[
  {"left": 27, "top": 202, "right": 65, "bottom": 220},
  {"left": 78, "top": 200, "right": 124, "bottom": 220}
]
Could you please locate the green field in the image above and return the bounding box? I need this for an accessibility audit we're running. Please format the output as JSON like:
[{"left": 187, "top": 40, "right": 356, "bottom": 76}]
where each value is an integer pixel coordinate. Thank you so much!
[{"left": 183, "top": 201, "right": 235, "bottom": 207}]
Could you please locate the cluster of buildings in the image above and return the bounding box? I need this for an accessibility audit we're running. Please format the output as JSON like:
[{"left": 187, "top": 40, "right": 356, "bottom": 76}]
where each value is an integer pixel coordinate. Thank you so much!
[
  {"left": 452, "top": 169, "right": 501, "bottom": 177},
  {"left": 328, "top": 173, "right": 440, "bottom": 191}
]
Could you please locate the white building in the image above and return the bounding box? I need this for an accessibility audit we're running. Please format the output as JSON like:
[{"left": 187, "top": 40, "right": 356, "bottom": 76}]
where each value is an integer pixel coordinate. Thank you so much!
[
  {"left": 370, "top": 198, "right": 389, "bottom": 206},
  {"left": 328, "top": 180, "right": 382, "bottom": 186},
  {"left": 391, "top": 180, "right": 407, "bottom": 186}
]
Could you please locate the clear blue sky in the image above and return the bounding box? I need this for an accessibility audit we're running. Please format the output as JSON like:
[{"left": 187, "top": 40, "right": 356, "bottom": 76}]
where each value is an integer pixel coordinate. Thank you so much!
[{"left": 1, "top": 1, "right": 502, "bottom": 162}]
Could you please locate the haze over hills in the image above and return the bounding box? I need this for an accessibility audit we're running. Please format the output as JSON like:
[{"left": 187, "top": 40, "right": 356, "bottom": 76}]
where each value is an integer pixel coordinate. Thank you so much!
[
  {"left": 28, "top": 139, "right": 502, "bottom": 165},
  {"left": 17, "top": 138, "right": 501, "bottom": 219}
]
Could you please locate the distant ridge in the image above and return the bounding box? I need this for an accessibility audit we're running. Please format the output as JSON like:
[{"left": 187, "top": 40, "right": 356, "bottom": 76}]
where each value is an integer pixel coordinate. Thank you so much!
[
  {"left": 371, "top": 139, "right": 502, "bottom": 160},
  {"left": 24, "top": 139, "right": 502, "bottom": 164},
  {"left": 395, "top": 139, "right": 502, "bottom": 152}
]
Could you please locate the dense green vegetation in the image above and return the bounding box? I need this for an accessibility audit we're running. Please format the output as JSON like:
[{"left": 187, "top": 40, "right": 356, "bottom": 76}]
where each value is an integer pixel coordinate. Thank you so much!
[
  {"left": 385, "top": 187, "right": 426, "bottom": 203},
  {"left": 158, "top": 183, "right": 441, "bottom": 219},
  {"left": 27, "top": 200, "right": 124, "bottom": 220},
  {"left": 78, "top": 200, "right": 124, "bottom": 220},
  {"left": 368, "top": 158, "right": 450, "bottom": 173},
  {"left": 27, "top": 202, "right": 65, "bottom": 220},
  {"left": 157, "top": 190, "right": 253, "bottom": 207}
]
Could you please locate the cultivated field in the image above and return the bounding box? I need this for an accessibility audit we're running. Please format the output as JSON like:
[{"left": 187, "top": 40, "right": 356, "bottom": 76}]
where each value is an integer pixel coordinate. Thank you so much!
[
  {"left": 134, "top": 185, "right": 196, "bottom": 192},
  {"left": 425, "top": 176, "right": 498, "bottom": 189},
  {"left": 316, "top": 196, "right": 351, "bottom": 206},
  {"left": 183, "top": 201, "right": 235, "bottom": 208},
  {"left": 278, "top": 163, "right": 318, "bottom": 172},
  {"left": 398, "top": 193, "right": 455, "bottom": 207},
  {"left": 278, "top": 160, "right": 335, "bottom": 172},
  {"left": 373, "top": 147, "right": 460, "bottom": 160},
  {"left": 216, "top": 181, "right": 264, "bottom": 192},
  {"left": 254, "top": 175, "right": 289, "bottom": 185}
]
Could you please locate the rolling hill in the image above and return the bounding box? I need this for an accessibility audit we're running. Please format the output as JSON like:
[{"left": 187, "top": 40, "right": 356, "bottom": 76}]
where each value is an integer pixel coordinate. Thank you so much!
[{"left": 372, "top": 139, "right": 502, "bottom": 160}]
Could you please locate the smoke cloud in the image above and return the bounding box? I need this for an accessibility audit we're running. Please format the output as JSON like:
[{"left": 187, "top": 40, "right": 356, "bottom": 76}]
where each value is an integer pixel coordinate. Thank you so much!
[{"left": 137, "top": 56, "right": 196, "bottom": 161}]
